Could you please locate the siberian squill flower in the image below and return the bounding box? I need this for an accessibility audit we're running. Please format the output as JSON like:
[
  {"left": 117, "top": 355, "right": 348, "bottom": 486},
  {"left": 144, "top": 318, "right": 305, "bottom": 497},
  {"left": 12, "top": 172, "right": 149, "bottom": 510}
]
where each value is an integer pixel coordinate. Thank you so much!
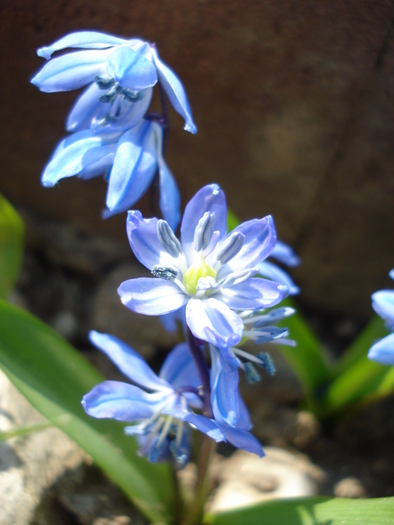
[
  {"left": 368, "top": 269, "right": 394, "bottom": 365},
  {"left": 118, "top": 184, "right": 288, "bottom": 353},
  {"left": 82, "top": 331, "right": 263, "bottom": 464},
  {"left": 41, "top": 119, "right": 180, "bottom": 229},
  {"left": 31, "top": 31, "right": 196, "bottom": 134}
]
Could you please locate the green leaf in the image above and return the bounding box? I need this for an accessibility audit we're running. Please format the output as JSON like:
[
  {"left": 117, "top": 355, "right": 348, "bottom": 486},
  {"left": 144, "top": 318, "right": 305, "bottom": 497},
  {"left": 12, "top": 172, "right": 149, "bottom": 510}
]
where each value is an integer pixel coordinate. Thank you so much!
[
  {"left": 204, "top": 496, "right": 394, "bottom": 525},
  {"left": 277, "top": 299, "right": 332, "bottom": 413},
  {"left": 0, "top": 421, "right": 53, "bottom": 442},
  {"left": 0, "top": 194, "right": 25, "bottom": 299},
  {"left": 319, "top": 353, "right": 394, "bottom": 419},
  {"left": 0, "top": 300, "right": 175, "bottom": 525},
  {"left": 226, "top": 209, "right": 240, "bottom": 232},
  {"left": 332, "top": 316, "right": 387, "bottom": 376}
]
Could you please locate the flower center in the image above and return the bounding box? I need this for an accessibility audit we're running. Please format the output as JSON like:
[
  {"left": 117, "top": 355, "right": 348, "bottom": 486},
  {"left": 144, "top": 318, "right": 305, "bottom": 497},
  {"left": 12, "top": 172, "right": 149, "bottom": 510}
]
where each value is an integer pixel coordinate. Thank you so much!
[{"left": 183, "top": 262, "right": 217, "bottom": 295}]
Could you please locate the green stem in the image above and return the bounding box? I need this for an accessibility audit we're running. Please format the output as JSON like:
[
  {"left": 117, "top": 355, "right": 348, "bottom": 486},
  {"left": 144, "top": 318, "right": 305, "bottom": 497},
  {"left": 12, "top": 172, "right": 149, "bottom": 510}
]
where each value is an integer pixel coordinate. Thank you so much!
[{"left": 182, "top": 435, "right": 216, "bottom": 525}]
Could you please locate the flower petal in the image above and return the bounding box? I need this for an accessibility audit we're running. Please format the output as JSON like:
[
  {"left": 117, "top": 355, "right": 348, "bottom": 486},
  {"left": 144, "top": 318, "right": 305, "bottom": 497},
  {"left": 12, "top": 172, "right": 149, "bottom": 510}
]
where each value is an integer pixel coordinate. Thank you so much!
[
  {"left": 126, "top": 211, "right": 181, "bottom": 270},
  {"left": 221, "top": 216, "right": 277, "bottom": 274},
  {"left": 181, "top": 185, "right": 227, "bottom": 266},
  {"left": 372, "top": 290, "right": 394, "bottom": 325},
  {"left": 217, "top": 424, "right": 264, "bottom": 457},
  {"left": 159, "top": 342, "right": 201, "bottom": 391},
  {"left": 105, "top": 122, "right": 157, "bottom": 213},
  {"left": 106, "top": 45, "right": 158, "bottom": 90},
  {"left": 82, "top": 380, "right": 166, "bottom": 421},
  {"left": 186, "top": 297, "right": 243, "bottom": 348},
  {"left": 152, "top": 47, "right": 197, "bottom": 134},
  {"left": 89, "top": 331, "right": 170, "bottom": 390},
  {"left": 152, "top": 122, "right": 181, "bottom": 231},
  {"left": 78, "top": 148, "right": 115, "bottom": 180},
  {"left": 271, "top": 240, "right": 300, "bottom": 267},
  {"left": 41, "top": 130, "right": 119, "bottom": 186},
  {"left": 209, "top": 345, "right": 240, "bottom": 426},
  {"left": 118, "top": 277, "right": 189, "bottom": 315},
  {"left": 220, "top": 277, "right": 288, "bottom": 310},
  {"left": 37, "top": 31, "right": 127, "bottom": 59},
  {"left": 184, "top": 413, "right": 225, "bottom": 442},
  {"left": 367, "top": 333, "right": 394, "bottom": 366},
  {"left": 31, "top": 49, "right": 110, "bottom": 92},
  {"left": 258, "top": 261, "right": 300, "bottom": 295}
]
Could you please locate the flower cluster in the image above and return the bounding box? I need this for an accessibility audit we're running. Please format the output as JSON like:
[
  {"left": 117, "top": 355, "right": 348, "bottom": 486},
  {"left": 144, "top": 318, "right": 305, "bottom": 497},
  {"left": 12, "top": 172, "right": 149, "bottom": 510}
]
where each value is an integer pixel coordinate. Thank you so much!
[
  {"left": 368, "top": 269, "right": 394, "bottom": 366},
  {"left": 32, "top": 31, "right": 197, "bottom": 229},
  {"left": 34, "top": 31, "right": 300, "bottom": 467}
]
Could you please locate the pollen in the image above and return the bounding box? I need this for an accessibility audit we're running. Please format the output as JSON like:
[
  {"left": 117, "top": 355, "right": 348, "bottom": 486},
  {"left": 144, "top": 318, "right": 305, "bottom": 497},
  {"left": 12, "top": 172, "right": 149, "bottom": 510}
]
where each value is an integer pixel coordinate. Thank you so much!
[{"left": 183, "top": 262, "right": 217, "bottom": 295}]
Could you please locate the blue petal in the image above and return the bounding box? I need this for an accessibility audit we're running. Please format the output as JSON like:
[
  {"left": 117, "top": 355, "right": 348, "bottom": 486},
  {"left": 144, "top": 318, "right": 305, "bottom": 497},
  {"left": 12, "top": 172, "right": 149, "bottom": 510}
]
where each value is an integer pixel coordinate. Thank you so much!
[
  {"left": 220, "top": 277, "right": 288, "bottom": 310},
  {"left": 152, "top": 47, "right": 197, "bottom": 134},
  {"left": 367, "top": 333, "right": 394, "bottom": 365},
  {"left": 186, "top": 297, "right": 243, "bottom": 348},
  {"left": 389, "top": 269, "right": 394, "bottom": 281},
  {"left": 106, "top": 45, "right": 158, "bottom": 90},
  {"left": 372, "top": 290, "right": 394, "bottom": 325},
  {"left": 271, "top": 240, "right": 300, "bottom": 267},
  {"left": 245, "top": 307, "right": 295, "bottom": 327},
  {"left": 66, "top": 83, "right": 103, "bottom": 131},
  {"left": 89, "top": 331, "right": 170, "bottom": 391},
  {"left": 159, "top": 342, "right": 201, "bottom": 391},
  {"left": 31, "top": 49, "right": 109, "bottom": 92},
  {"left": 209, "top": 345, "right": 240, "bottom": 426},
  {"left": 222, "top": 216, "right": 277, "bottom": 275},
  {"left": 41, "top": 130, "right": 119, "bottom": 186},
  {"left": 37, "top": 31, "right": 127, "bottom": 59},
  {"left": 78, "top": 148, "right": 115, "bottom": 180},
  {"left": 181, "top": 185, "right": 227, "bottom": 266},
  {"left": 105, "top": 121, "right": 157, "bottom": 213},
  {"left": 82, "top": 380, "right": 166, "bottom": 421},
  {"left": 157, "top": 148, "right": 181, "bottom": 232},
  {"left": 258, "top": 261, "right": 300, "bottom": 295},
  {"left": 126, "top": 211, "right": 180, "bottom": 270},
  {"left": 161, "top": 306, "right": 187, "bottom": 334},
  {"left": 184, "top": 413, "right": 225, "bottom": 442},
  {"left": 217, "top": 424, "right": 264, "bottom": 457},
  {"left": 118, "top": 277, "right": 189, "bottom": 315}
]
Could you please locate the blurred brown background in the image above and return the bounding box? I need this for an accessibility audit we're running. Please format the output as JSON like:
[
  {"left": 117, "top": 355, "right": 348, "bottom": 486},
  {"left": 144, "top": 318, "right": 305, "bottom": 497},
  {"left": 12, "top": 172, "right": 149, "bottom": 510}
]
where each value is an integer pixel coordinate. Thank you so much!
[{"left": 1, "top": 0, "right": 394, "bottom": 318}]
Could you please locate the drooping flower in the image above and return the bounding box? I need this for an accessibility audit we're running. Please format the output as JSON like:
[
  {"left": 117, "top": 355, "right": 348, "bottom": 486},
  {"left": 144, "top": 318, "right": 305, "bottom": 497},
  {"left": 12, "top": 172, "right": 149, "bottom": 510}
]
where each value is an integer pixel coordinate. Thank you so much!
[
  {"left": 31, "top": 31, "right": 197, "bottom": 134},
  {"left": 368, "top": 269, "right": 394, "bottom": 366},
  {"left": 82, "top": 331, "right": 264, "bottom": 463},
  {"left": 118, "top": 184, "right": 288, "bottom": 352},
  {"left": 41, "top": 119, "right": 180, "bottom": 229}
]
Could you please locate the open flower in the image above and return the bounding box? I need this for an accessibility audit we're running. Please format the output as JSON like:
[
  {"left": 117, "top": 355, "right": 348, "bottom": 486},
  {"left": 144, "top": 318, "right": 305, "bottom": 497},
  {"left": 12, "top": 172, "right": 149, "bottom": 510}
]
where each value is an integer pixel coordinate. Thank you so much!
[
  {"left": 41, "top": 119, "right": 180, "bottom": 229},
  {"left": 31, "top": 31, "right": 196, "bottom": 134},
  {"left": 118, "top": 184, "right": 288, "bottom": 350},
  {"left": 368, "top": 269, "right": 394, "bottom": 365},
  {"left": 82, "top": 331, "right": 263, "bottom": 464}
]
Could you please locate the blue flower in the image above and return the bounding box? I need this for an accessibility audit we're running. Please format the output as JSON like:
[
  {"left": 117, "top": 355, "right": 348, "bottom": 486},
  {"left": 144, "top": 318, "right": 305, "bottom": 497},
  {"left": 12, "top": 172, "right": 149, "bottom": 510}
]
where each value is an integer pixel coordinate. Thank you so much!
[
  {"left": 82, "top": 331, "right": 264, "bottom": 463},
  {"left": 31, "top": 31, "right": 197, "bottom": 134},
  {"left": 368, "top": 269, "right": 394, "bottom": 366},
  {"left": 118, "top": 184, "right": 288, "bottom": 350},
  {"left": 41, "top": 119, "right": 180, "bottom": 229}
]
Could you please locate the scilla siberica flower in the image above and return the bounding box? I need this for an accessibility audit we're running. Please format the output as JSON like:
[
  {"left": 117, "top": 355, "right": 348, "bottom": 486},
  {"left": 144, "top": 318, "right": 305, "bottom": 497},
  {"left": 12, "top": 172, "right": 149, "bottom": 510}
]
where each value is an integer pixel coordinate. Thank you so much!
[
  {"left": 31, "top": 31, "right": 196, "bottom": 134},
  {"left": 118, "top": 184, "right": 289, "bottom": 354},
  {"left": 368, "top": 269, "right": 394, "bottom": 365},
  {"left": 40, "top": 118, "right": 180, "bottom": 229},
  {"left": 82, "top": 331, "right": 263, "bottom": 464}
]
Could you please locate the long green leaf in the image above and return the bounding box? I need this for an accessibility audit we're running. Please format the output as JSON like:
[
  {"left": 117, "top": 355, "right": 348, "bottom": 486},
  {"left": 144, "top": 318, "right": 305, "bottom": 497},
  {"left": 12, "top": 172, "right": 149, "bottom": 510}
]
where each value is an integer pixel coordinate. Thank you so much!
[
  {"left": 276, "top": 299, "right": 332, "bottom": 412},
  {"left": 0, "top": 421, "right": 53, "bottom": 442},
  {"left": 318, "top": 354, "right": 394, "bottom": 419},
  {"left": 204, "top": 496, "right": 394, "bottom": 525},
  {"left": 0, "top": 300, "right": 175, "bottom": 524},
  {"left": 0, "top": 194, "right": 25, "bottom": 299},
  {"left": 332, "top": 316, "right": 387, "bottom": 377}
]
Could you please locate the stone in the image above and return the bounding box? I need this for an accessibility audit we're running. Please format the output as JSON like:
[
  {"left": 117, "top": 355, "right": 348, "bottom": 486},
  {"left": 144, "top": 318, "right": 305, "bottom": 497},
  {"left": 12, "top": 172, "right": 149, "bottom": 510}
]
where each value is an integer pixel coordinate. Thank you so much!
[
  {"left": 208, "top": 447, "right": 326, "bottom": 513},
  {"left": 334, "top": 477, "right": 368, "bottom": 498},
  {"left": 0, "top": 369, "right": 84, "bottom": 525}
]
